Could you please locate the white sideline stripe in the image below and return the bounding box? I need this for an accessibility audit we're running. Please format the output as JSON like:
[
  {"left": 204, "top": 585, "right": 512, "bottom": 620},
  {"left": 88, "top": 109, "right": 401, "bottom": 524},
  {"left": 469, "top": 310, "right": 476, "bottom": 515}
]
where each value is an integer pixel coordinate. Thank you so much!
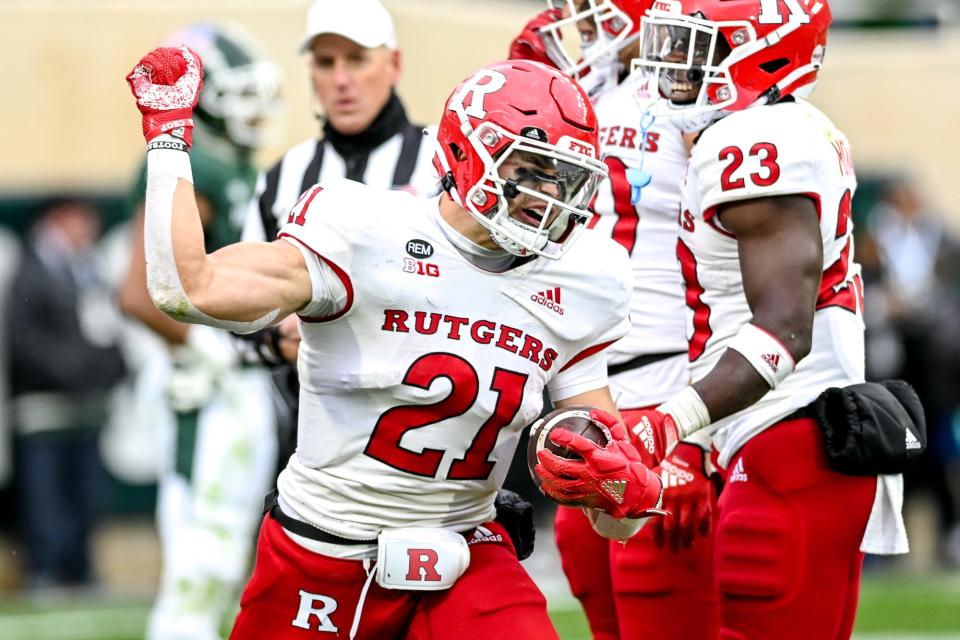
[{"left": 0, "top": 607, "right": 147, "bottom": 640}]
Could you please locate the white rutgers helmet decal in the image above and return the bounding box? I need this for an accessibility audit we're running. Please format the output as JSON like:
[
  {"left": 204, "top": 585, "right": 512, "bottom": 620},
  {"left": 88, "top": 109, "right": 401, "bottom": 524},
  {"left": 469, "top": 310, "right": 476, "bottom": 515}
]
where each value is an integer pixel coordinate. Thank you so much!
[{"left": 450, "top": 70, "right": 508, "bottom": 120}]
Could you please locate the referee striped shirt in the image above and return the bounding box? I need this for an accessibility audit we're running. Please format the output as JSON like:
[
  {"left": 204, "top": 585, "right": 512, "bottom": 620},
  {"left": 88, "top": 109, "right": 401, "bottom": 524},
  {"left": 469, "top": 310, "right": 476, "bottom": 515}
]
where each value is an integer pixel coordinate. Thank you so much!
[{"left": 242, "top": 112, "right": 439, "bottom": 242}]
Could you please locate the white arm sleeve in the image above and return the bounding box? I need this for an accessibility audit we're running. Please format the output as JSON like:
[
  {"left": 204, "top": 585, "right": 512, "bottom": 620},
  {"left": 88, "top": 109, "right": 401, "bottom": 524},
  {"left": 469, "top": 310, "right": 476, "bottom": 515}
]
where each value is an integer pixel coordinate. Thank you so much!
[{"left": 143, "top": 141, "right": 281, "bottom": 334}]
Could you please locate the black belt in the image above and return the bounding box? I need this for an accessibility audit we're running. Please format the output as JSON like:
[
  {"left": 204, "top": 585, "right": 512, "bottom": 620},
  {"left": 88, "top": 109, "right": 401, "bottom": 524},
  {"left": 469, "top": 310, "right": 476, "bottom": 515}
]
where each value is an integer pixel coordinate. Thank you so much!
[
  {"left": 263, "top": 489, "right": 376, "bottom": 545},
  {"left": 608, "top": 351, "right": 686, "bottom": 377}
]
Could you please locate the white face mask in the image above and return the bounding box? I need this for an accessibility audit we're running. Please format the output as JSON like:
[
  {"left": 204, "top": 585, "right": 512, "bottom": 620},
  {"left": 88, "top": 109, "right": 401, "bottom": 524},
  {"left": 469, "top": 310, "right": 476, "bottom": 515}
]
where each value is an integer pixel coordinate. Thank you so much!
[
  {"left": 450, "top": 125, "right": 606, "bottom": 260},
  {"left": 539, "top": 0, "right": 636, "bottom": 80}
]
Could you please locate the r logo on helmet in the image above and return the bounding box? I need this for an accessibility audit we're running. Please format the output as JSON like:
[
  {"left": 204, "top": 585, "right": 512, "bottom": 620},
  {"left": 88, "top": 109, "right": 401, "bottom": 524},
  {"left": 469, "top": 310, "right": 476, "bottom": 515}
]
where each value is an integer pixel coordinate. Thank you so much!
[{"left": 451, "top": 70, "right": 508, "bottom": 119}]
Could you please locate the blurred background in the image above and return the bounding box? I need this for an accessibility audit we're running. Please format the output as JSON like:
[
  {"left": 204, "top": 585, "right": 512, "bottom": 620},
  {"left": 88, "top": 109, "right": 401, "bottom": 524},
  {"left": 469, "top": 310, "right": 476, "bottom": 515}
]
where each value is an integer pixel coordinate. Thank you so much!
[{"left": 0, "top": 0, "right": 959, "bottom": 638}]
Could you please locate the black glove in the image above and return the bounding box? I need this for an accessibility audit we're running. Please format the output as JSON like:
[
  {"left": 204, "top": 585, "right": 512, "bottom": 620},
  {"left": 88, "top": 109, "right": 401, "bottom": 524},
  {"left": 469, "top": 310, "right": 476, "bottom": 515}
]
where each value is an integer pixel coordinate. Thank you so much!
[{"left": 494, "top": 489, "right": 536, "bottom": 560}]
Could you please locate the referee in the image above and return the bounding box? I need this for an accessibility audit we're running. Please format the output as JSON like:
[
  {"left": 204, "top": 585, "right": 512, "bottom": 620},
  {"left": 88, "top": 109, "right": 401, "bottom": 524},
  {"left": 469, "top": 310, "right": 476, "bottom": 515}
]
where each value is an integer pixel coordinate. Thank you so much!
[
  {"left": 242, "top": 0, "right": 438, "bottom": 246},
  {"left": 237, "top": 0, "right": 439, "bottom": 466}
]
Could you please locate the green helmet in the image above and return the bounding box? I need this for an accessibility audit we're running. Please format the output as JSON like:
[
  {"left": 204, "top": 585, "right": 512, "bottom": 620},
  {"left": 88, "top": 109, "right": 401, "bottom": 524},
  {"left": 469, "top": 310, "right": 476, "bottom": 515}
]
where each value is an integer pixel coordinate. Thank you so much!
[{"left": 163, "top": 23, "right": 280, "bottom": 149}]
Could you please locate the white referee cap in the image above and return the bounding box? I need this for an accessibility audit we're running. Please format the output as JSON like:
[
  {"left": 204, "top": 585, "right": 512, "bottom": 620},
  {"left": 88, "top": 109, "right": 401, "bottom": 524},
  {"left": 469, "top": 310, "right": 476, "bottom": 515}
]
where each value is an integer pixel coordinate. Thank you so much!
[{"left": 299, "top": 0, "right": 398, "bottom": 53}]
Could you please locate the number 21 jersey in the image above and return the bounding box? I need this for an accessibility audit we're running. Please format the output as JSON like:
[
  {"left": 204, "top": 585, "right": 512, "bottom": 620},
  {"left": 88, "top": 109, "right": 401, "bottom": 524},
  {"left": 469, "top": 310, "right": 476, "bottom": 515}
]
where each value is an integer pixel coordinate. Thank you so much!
[{"left": 276, "top": 178, "right": 632, "bottom": 538}]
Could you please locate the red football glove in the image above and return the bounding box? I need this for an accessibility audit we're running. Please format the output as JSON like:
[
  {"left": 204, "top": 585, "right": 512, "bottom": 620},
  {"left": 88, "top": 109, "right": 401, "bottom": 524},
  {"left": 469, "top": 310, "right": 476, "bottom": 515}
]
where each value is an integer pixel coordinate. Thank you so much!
[
  {"left": 535, "top": 411, "right": 666, "bottom": 520},
  {"left": 623, "top": 409, "right": 681, "bottom": 469},
  {"left": 648, "top": 442, "right": 717, "bottom": 551},
  {"left": 126, "top": 46, "right": 203, "bottom": 146},
  {"left": 508, "top": 9, "right": 563, "bottom": 68}
]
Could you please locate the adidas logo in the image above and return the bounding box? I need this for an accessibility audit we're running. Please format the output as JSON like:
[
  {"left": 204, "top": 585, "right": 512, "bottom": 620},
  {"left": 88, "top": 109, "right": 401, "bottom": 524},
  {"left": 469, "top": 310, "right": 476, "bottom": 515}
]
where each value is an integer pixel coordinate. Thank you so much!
[
  {"left": 632, "top": 416, "right": 657, "bottom": 455},
  {"left": 531, "top": 287, "right": 564, "bottom": 315},
  {"left": 728, "top": 458, "right": 748, "bottom": 483},
  {"left": 601, "top": 479, "right": 627, "bottom": 504},
  {"left": 761, "top": 353, "right": 780, "bottom": 372},
  {"left": 659, "top": 459, "right": 695, "bottom": 488},
  {"left": 905, "top": 428, "right": 922, "bottom": 451},
  {"left": 469, "top": 525, "right": 503, "bottom": 545}
]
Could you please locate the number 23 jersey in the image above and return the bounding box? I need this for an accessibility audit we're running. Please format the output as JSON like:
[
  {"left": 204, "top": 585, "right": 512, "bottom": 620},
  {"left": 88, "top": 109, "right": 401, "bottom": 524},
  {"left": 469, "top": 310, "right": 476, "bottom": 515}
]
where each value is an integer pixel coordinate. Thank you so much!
[
  {"left": 680, "top": 100, "right": 865, "bottom": 467},
  {"left": 276, "top": 178, "right": 632, "bottom": 538}
]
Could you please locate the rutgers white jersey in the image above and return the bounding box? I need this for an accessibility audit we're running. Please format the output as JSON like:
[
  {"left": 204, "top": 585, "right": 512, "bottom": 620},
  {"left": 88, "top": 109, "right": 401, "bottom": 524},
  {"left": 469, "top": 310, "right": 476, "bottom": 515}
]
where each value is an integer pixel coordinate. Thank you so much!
[
  {"left": 275, "top": 179, "right": 631, "bottom": 538},
  {"left": 589, "top": 73, "right": 690, "bottom": 408},
  {"left": 681, "top": 99, "right": 865, "bottom": 467}
]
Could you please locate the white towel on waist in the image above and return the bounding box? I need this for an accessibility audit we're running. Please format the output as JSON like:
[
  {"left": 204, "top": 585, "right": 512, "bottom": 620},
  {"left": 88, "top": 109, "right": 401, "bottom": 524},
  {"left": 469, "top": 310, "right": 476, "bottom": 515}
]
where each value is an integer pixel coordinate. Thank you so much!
[{"left": 860, "top": 473, "right": 909, "bottom": 555}]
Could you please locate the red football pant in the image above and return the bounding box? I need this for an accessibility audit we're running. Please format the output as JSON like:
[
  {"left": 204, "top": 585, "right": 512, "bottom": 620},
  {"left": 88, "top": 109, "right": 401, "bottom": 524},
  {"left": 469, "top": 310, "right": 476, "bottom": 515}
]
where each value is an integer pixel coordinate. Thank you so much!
[
  {"left": 230, "top": 516, "right": 558, "bottom": 640},
  {"left": 715, "top": 417, "right": 876, "bottom": 640},
  {"left": 554, "top": 506, "right": 719, "bottom": 640},
  {"left": 554, "top": 407, "right": 720, "bottom": 640}
]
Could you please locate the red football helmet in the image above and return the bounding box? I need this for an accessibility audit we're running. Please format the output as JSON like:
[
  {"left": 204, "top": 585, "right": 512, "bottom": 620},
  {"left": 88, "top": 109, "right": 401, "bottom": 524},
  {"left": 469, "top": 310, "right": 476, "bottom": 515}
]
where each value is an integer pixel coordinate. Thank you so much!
[
  {"left": 635, "top": 0, "right": 831, "bottom": 114},
  {"left": 433, "top": 60, "right": 606, "bottom": 259},
  {"left": 540, "top": 0, "right": 655, "bottom": 78}
]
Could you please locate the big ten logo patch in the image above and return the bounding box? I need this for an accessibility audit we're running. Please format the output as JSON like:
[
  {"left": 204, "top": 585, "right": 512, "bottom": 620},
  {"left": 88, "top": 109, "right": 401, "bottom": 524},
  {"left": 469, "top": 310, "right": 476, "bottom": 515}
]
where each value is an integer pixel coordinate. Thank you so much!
[
  {"left": 406, "top": 548, "right": 442, "bottom": 582},
  {"left": 292, "top": 590, "right": 339, "bottom": 633},
  {"left": 403, "top": 258, "right": 440, "bottom": 278}
]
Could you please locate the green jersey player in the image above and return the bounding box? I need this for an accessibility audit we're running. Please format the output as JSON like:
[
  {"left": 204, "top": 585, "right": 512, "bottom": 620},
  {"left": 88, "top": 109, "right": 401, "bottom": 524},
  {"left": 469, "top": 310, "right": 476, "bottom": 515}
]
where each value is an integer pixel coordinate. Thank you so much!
[{"left": 119, "top": 23, "right": 280, "bottom": 640}]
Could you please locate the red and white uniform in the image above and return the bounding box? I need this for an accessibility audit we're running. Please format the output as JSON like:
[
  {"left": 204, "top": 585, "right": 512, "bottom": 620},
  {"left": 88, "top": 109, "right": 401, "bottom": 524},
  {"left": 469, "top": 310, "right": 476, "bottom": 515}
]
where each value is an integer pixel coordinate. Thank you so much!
[
  {"left": 589, "top": 72, "right": 691, "bottom": 408},
  {"left": 555, "top": 73, "right": 719, "bottom": 640},
  {"left": 276, "top": 178, "right": 632, "bottom": 540},
  {"left": 679, "top": 98, "right": 864, "bottom": 467}
]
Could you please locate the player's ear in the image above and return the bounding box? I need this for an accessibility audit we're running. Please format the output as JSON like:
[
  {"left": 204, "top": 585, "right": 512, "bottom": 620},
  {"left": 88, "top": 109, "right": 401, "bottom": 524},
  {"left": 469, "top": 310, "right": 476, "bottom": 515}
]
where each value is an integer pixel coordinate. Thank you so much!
[{"left": 390, "top": 48, "right": 402, "bottom": 84}]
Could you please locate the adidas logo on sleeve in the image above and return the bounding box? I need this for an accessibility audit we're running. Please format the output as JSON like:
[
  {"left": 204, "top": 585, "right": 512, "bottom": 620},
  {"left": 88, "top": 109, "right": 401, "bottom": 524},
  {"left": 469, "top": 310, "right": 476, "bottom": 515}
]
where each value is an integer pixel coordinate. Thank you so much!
[{"left": 905, "top": 428, "right": 921, "bottom": 451}]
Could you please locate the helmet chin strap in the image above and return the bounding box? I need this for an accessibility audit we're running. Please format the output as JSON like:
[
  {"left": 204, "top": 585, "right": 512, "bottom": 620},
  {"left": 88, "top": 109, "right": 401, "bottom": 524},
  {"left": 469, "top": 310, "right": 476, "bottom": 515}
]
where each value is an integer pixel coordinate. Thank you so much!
[{"left": 431, "top": 134, "right": 464, "bottom": 206}]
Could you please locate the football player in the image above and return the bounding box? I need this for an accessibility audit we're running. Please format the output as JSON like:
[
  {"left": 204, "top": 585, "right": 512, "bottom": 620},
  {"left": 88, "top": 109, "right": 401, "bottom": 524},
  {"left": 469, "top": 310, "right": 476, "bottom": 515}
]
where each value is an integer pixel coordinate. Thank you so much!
[
  {"left": 510, "top": 2, "right": 719, "bottom": 638},
  {"left": 127, "top": 48, "right": 668, "bottom": 638},
  {"left": 118, "top": 24, "right": 280, "bottom": 640},
  {"left": 543, "top": 0, "right": 909, "bottom": 637},
  {"left": 236, "top": 0, "right": 441, "bottom": 477}
]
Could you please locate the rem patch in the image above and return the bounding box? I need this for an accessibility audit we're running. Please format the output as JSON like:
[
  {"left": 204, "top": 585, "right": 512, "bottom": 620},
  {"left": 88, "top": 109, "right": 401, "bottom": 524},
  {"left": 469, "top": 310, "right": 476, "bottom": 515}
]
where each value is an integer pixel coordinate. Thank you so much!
[{"left": 406, "top": 239, "right": 434, "bottom": 259}]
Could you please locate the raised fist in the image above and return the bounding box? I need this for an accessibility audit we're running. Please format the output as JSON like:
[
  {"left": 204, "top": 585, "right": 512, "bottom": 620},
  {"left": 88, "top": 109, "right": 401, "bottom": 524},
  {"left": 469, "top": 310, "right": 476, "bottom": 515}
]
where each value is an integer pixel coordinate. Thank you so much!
[
  {"left": 508, "top": 9, "right": 563, "bottom": 69},
  {"left": 535, "top": 411, "right": 666, "bottom": 520},
  {"left": 126, "top": 45, "right": 203, "bottom": 146}
]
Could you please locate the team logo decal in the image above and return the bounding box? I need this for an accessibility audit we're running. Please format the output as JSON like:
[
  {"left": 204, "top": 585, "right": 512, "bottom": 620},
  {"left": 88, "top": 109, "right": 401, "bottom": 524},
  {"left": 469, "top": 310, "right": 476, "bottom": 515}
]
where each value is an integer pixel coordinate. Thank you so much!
[
  {"left": 406, "top": 238, "right": 434, "bottom": 259},
  {"left": 292, "top": 590, "right": 339, "bottom": 632},
  {"left": 451, "top": 69, "right": 508, "bottom": 119}
]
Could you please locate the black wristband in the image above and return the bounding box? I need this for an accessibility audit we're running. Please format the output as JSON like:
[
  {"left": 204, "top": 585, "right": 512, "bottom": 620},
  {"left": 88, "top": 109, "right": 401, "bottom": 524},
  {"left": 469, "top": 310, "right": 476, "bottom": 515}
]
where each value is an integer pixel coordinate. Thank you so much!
[{"left": 147, "top": 139, "right": 188, "bottom": 153}]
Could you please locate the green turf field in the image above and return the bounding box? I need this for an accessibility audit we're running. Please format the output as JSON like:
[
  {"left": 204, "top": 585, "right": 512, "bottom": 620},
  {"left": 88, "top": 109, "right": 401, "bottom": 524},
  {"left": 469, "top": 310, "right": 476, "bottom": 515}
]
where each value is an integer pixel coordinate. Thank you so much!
[{"left": 0, "top": 572, "right": 957, "bottom": 639}]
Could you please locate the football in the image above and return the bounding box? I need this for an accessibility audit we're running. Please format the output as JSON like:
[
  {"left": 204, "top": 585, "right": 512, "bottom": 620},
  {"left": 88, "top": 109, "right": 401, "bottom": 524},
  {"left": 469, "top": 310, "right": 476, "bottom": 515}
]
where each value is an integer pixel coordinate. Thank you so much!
[{"left": 527, "top": 406, "right": 612, "bottom": 488}]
